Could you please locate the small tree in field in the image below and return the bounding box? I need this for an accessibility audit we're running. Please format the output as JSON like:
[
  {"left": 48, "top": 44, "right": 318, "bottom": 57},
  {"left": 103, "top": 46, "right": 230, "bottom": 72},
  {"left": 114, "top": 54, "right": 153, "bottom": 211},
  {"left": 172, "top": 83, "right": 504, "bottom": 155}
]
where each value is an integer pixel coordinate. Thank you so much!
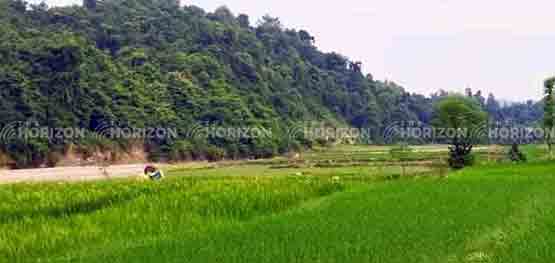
[
  {"left": 544, "top": 77, "right": 555, "bottom": 159},
  {"left": 433, "top": 96, "right": 488, "bottom": 169},
  {"left": 508, "top": 143, "right": 527, "bottom": 163}
]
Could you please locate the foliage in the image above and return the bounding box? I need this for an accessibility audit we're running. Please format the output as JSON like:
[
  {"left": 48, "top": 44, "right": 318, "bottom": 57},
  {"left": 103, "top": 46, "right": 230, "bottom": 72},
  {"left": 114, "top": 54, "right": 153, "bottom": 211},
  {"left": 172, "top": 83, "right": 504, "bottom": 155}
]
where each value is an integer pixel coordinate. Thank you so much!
[
  {"left": 507, "top": 143, "right": 527, "bottom": 163},
  {"left": 0, "top": 0, "right": 543, "bottom": 167},
  {"left": 0, "top": 0, "right": 435, "bottom": 167},
  {"left": 433, "top": 96, "right": 488, "bottom": 169},
  {"left": 544, "top": 77, "right": 555, "bottom": 158}
]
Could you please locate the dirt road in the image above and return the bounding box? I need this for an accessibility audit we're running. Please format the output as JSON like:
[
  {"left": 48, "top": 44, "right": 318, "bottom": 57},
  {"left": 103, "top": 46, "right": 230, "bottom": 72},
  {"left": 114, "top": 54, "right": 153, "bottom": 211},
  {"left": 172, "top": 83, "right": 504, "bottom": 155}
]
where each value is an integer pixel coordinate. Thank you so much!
[
  {"left": 0, "top": 164, "right": 148, "bottom": 185},
  {"left": 0, "top": 145, "right": 499, "bottom": 185}
]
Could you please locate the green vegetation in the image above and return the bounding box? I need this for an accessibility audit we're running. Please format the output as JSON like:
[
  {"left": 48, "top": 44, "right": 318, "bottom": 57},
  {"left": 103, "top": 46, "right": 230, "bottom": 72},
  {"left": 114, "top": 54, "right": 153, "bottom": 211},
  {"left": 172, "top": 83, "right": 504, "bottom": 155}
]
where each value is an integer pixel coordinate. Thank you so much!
[
  {"left": 0, "top": 0, "right": 544, "bottom": 168},
  {"left": 544, "top": 77, "right": 555, "bottom": 158},
  {"left": 389, "top": 143, "right": 414, "bottom": 177},
  {"left": 507, "top": 143, "right": 527, "bottom": 163},
  {"left": 2, "top": 1, "right": 554, "bottom": 262},
  {"left": 2, "top": 144, "right": 555, "bottom": 262},
  {"left": 433, "top": 96, "right": 488, "bottom": 169}
]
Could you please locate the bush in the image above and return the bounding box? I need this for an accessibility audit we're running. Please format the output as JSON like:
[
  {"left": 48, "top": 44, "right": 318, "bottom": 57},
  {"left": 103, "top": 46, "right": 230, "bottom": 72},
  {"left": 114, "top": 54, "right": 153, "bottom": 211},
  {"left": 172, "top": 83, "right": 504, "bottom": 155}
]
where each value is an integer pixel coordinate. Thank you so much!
[
  {"left": 507, "top": 143, "right": 527, "bottom": 163},
  {"left": 0, "top": 151, "right": 12, "bottom": 168},
  {"left": 448, "top": 151, "right": 475, "bottom": 169},
  {"left": 2, "top": 139, "right": 49, "bottom": 168},
  {"left": 46, "top": 152, "right": 63, "bottom": 168},
  {"left": 315, "top": 138, "right": 336, "bottom": 147},
  {"left": 250, "top": 138, "right": 278, "bottom": 159},
  {"left": 168, "top": 140, "right": 194, "bottom": 161},
  {"left": 203, "top": 145, "right": 226, "bottom": 162}
]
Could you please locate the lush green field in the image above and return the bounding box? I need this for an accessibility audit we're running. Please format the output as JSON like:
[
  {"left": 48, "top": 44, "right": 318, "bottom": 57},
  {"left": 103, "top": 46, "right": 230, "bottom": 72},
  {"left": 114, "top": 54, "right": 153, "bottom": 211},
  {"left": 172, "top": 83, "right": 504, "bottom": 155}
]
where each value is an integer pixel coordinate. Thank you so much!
[{"left": 2, "top": 145, "right": 555, "bottom": 262}]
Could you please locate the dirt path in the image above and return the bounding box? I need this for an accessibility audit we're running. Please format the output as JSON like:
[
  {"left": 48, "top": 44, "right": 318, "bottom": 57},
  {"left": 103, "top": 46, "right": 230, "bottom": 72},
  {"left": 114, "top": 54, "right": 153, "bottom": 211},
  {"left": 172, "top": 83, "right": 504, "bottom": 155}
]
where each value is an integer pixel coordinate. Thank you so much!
[
  {"left": 0, "top": 164, "right": 149, "bottom": 185},
  {"left": 0, "top": 145, "right": 499, "bottom": 185}
]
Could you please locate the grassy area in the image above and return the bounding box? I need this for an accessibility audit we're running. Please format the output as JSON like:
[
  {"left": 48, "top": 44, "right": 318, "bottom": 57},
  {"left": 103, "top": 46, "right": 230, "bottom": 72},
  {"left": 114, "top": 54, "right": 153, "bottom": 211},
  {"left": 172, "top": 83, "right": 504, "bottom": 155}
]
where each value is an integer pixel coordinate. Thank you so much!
[{"left": 2, "top": 144, "right": 555, "bottom": 262}]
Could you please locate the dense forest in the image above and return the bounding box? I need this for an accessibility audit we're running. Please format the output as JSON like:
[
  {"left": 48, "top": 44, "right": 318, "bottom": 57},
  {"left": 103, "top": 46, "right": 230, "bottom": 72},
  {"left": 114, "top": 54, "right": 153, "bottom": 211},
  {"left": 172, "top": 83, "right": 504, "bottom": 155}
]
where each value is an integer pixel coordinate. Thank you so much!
[{"left": 0, "top": 0, "right": 543, "bottom": 168}]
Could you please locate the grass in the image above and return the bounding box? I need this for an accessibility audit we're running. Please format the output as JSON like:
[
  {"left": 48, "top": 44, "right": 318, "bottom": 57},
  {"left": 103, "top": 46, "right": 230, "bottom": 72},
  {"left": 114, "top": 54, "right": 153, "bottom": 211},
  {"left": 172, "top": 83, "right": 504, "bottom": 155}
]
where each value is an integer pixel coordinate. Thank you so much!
[
  {"left": 2, "top": 144, "right": 555, "bottom": 262},
  {"left": 0, "top": 174, "right": 347, "bottom": 261}
]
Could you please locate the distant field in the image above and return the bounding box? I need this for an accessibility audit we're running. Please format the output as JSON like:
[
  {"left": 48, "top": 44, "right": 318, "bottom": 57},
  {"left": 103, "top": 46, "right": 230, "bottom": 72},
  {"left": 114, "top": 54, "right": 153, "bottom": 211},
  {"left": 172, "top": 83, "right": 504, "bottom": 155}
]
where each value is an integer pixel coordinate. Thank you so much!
[{"left": 2, "top": 144, "right": 555, "bottom": 262}]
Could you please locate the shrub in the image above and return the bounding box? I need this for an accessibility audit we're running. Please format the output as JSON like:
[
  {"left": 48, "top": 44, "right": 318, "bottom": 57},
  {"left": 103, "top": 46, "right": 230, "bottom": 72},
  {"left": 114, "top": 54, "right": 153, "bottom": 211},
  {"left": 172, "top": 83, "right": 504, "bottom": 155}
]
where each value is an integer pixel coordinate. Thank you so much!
[
  {"left": 2, "top": 139, "right": 49, "bottom": 168},
  {"left": 250, "top": 138, "right": 278, "bottom": 159},
  {"left": 203, "top": 145, "right": 226, "bottom": 162},
  {"left": 448, "top": 150, "right": 475, "bottom": 169},
  {"left": 507, "top": 143, "right": 527, "bottom": 163},
  {"left": 168, "top": 140, "right": 194, "bottom": 161}
]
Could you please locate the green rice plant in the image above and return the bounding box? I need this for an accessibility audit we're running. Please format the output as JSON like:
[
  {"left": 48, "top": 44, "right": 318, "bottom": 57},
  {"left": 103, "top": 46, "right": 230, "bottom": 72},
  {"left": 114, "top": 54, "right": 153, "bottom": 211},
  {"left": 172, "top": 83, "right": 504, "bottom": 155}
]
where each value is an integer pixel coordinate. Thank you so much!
[{"left": 3, "top": 144, "right": 555, "bottom": 262}]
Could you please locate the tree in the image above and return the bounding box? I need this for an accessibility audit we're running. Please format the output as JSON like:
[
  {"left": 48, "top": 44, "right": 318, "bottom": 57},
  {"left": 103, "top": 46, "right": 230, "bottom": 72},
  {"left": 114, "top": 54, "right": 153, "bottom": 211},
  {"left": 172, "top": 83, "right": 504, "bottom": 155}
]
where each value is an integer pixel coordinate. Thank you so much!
[
  {"left": 349, "top": 61, "right": 362, "bottom": 73},
  {"left": 433, "top": 96, "right": 488, "bottom": 169},
  {"left": 237, "top": 14, "right": 250, "bottom": 28},
  {"left": 0, "top": 0, "right": 539, "bottom": 167},
  {"left": 257, "top": 15, "right": 282, "bottom": 33},
  {"left": 474, "top": 90, "right": 485, "bottom": 107},
  {"left": 508, "top": 143, "right": 527, "bottom": 163},
  {"left": 486, "top": 93, "right": 500, "bottom": 120},
  {"left": 298, "top": 30, "right": 315, "bottom": 44},
  {"left": 465, "top": 87, "right": 473, "bottom": 98},
  {"left": 544, "top": 77, "right": 555, "bottom": 159},
  {"left": 83, "top": 0, "right": 96, "bottom": 10},
  {"left": 9, "top": 0, "right": 27, "bottom": 12},
  {"left": 211, "top": 6, "right": 235, "bottom": 24}
]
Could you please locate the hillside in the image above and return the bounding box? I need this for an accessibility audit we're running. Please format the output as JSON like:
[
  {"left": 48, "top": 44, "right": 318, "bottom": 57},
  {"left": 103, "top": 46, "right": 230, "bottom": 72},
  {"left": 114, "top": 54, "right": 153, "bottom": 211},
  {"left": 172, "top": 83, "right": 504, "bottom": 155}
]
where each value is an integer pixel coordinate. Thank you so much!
[{"left": 0, "top": 0, "right": 542, "bottom": 168}]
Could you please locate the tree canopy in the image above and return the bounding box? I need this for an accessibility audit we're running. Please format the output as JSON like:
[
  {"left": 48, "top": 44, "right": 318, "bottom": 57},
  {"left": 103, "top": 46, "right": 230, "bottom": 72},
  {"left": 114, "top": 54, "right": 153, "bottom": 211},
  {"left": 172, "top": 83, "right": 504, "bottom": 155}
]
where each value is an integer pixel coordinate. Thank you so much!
[
  {"left": 433, "top": 96, "right": 488, "bottom": 168},
  {"left": 0, "top": 0, "right": 543, "bottom": 167}
]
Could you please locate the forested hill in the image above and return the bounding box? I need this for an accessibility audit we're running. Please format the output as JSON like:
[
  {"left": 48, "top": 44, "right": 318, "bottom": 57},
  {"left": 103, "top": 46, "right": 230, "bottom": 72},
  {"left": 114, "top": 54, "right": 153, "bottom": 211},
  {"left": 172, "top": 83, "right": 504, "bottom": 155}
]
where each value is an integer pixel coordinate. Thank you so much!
[{"left": 0, "top": 0, "right": 542, "bottom": 167}]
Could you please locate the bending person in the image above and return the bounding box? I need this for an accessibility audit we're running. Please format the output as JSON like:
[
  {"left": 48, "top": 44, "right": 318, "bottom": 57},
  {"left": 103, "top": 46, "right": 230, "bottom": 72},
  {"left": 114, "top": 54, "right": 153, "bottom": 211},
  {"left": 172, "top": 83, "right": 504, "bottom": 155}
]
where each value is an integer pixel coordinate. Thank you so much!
[{"left": 144, "top": 165, "right": 165, "bottom": 181}]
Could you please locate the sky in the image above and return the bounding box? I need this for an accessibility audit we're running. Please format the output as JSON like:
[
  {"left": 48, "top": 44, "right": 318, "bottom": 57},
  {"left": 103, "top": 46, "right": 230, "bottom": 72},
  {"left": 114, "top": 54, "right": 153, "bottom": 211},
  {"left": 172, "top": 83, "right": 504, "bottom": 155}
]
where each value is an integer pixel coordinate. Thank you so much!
[{"left": 29, "top": 0, "right": 555, "bottom": 101}]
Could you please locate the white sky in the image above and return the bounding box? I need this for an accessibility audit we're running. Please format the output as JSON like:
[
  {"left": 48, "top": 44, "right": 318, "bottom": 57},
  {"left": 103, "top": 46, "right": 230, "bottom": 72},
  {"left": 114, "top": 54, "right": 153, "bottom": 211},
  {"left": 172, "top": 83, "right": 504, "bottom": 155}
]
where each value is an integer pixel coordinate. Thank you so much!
[{"left": 29, "top": 0, "right": 555, "bottom": 101}]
